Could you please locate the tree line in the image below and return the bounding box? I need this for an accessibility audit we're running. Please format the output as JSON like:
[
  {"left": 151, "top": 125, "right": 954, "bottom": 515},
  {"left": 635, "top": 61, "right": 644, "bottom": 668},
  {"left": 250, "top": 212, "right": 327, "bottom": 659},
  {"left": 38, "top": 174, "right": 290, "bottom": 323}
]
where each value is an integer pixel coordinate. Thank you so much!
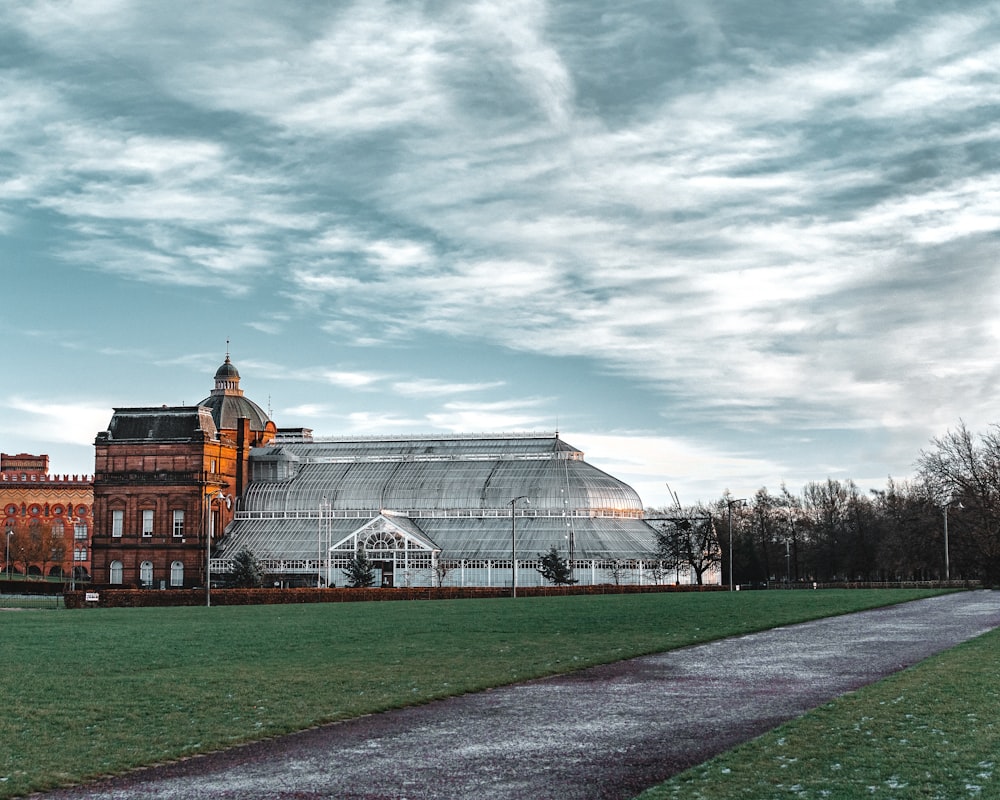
[{"left": 650, "top": 421, "right": 1000, "bottom": 587}]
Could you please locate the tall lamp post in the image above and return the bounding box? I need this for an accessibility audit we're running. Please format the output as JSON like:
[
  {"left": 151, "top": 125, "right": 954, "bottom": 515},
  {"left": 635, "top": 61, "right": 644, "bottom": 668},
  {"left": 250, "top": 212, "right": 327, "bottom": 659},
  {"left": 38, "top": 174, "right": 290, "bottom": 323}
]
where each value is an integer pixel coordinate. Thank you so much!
[
  {"left": 943, "top": 498, "right": 963, "bottom": 582},
  {"left": 510, "top": 495, "right": 528, "bottom": 598},
  {"left": 205, "top": 490, "right": 233, "bottom": 607},
  {"left": 5, "top": 529, "right": 12, "bottom": 580},
  {"left": 727, "top": 498, "right": 746, "bottom": 591},
  {"left": 68, "top": 517, "right": 77, "bottom": 592}
]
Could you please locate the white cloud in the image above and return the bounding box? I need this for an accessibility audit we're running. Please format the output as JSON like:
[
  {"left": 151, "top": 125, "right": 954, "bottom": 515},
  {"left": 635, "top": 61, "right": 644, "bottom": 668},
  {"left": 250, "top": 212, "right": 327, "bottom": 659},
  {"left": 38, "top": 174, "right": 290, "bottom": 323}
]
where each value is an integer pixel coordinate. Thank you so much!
[
  {"left": 1, "top": 397, "right": 111, "bottom": 447},
  {"left": 344, "top": 412, "right": 428, "bottom": 432},
  {"left": 425, "top": 398, "right": 551, "bottom": 433},
  {"left": 318, "top": 370, "right": 384, "bottom": 389},
  {"left": 392, "top": 379, "right": 506, "bottom": 397},
  {"left": 571, "top": 431, "right": 791, "bottom": 509},
  {"left": 282, "top": 403, "right": 334, "bottom": 419}
]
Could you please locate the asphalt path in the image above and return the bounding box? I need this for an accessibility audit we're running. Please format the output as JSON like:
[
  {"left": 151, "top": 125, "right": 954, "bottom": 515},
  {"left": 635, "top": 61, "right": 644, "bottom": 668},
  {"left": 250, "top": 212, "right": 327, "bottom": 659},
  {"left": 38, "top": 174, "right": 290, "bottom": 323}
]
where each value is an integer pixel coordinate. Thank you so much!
[{"left": 40, "top": 591, "right": 1000, "bottom": 800}]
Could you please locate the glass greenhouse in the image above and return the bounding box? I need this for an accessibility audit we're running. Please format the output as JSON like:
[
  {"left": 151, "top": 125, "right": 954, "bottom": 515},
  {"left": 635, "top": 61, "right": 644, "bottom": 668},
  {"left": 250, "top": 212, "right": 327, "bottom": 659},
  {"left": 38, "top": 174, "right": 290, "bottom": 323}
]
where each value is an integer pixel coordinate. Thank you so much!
[{"left": 214, "top": 432, "right": 673, "bottom": 588}]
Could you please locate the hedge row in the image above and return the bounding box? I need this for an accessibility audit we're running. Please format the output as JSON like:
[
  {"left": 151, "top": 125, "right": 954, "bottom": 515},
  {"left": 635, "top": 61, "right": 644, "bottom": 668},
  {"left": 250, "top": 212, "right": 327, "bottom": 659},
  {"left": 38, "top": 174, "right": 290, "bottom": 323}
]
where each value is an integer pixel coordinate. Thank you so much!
[
  {"left": 63, "top": 582, "right": 725, "bottom": 608},
  {"left": 0, "top": 578, "right": 67, "bottom": 596},
  {"left": 63, "top": 580, "right": 971, "bottom": 609}
]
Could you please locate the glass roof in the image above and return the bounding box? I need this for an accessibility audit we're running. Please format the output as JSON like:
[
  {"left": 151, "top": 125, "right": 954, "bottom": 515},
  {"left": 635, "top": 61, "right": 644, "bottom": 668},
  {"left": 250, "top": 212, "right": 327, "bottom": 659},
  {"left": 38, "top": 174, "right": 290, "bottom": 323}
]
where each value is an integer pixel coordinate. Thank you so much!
[
  {"left": 244, "top": 434, "right": 644, "bottom": 514},
  {"left": 221, "top": 434, "right": 657, "bottom": 564}
]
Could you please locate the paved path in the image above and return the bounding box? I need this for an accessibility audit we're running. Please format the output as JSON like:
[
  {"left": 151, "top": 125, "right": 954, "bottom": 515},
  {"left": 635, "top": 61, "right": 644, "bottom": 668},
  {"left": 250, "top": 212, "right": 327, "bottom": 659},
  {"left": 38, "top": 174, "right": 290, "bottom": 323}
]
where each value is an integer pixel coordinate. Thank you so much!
[{"left": 42, "top": 591, "right": 1000, "bottom": 800}]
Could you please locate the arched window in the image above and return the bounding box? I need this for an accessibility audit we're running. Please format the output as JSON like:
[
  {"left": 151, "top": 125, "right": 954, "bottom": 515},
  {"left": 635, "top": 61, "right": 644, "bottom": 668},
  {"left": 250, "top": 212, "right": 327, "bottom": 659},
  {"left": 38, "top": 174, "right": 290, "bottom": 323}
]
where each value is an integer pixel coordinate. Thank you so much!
[
  {"left": 110, "top": 560, "right": 123, "bottom": 584},
  {"left": 170, "top": 561, "right": 184, "bottom": 588},
  {"left": 363, "top": 530, "right": 399, "bottom": 554},
  {"left": 139, "top": 561, "right": 153, "bottom": 587}
]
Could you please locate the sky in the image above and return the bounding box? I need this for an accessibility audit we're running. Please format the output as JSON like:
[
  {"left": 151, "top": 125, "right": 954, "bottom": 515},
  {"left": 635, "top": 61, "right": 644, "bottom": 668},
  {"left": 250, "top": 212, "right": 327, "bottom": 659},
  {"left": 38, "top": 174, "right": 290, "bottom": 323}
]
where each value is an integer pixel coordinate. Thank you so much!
[{"left": 1, "top": 0, "right": 998, "bottom": 509}]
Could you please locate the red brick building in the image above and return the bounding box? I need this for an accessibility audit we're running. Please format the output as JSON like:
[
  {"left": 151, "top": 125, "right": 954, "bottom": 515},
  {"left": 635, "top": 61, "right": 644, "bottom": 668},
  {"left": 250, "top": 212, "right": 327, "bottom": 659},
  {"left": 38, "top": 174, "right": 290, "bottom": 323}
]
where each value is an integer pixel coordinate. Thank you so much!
[
  {"left": 1, "top": 453, "right": 94, "bottom": 581},
  {"left": 90, "top": 356, "right": 275, "bottom": 588}
]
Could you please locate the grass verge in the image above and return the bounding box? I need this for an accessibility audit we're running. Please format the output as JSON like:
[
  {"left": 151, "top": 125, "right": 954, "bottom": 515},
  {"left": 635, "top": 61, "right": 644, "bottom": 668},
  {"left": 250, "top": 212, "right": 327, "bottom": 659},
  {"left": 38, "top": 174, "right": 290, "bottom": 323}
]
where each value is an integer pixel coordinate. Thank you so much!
[
  {"left": 1, "top": 589, "right": 944, "bottom": 797},
  {"left": 637, "top": 616, "right": 1000, "bottom": 800}
]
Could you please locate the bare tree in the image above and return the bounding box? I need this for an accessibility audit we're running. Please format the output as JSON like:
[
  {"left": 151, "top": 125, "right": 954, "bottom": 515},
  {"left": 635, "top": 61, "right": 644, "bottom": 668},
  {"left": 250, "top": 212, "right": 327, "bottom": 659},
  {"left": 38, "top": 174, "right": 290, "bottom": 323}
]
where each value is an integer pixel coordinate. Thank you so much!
[
  {"left": 35, "top": 521, "right": 68, "bottom": 579},
  {"left": 917, "top": 422, "right": 1000, "bottom": 584},
  {"left": 871, "top": 479, "right": 940, "bottom": 581},
  {"left": 9, "top": 521, "right": 33, "bottom": 576},
  {"left": 652, "top": 522, "right": 684, "bottom": 583},
  {"left": 605, "top": 559, "right": 627, "bottom": 585},
  {"left": 432, "top": 558, "right": 452, "bottom": 588},
  {"left": 648, "top": 505, "right": 720, "bottom": 585},
  {"left": 677, "top": 510, "right": 721, "bottom": 586}
]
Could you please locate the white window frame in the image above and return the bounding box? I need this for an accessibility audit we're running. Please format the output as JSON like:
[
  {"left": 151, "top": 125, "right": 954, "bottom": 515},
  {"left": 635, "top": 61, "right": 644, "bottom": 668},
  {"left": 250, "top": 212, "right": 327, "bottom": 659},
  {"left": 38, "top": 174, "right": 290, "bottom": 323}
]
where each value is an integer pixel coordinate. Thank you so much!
[
  {"left": 170, "top": 560, "right": 184, "bottom": 587},
  {"left": 172, "top": 510, "right": 185, "bottom": 538},
  {"left": 139, "top": 560, "right": 153, "bottom": 587},
  {"left": 112, "top": 510, "right": 124, "bottom": 538},
  {"left": 142, "top": 509, "right": 154, "bottom": 538},
  {"left": 110, "top": 560, "right": 123, "bottom": 584}
]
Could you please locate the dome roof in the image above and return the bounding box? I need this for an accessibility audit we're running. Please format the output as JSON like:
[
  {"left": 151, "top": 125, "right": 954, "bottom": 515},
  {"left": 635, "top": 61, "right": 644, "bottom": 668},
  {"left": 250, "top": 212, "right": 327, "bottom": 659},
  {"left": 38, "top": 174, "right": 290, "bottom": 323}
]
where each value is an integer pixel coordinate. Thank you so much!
[
  {"left": 225, "top": 434, "right": 657, "bottom": 564},
  {"left": 214, "top": 356, "right": 240, "bottom": 381},
  {"left": 243, "top": 434, "right": 644, "bottom": 514},
  {"left": 197, "top": 393, "right": 271, "bottom": 432},
  {"left": 197, "top": 355, "right": 271, "bottom": 433}
]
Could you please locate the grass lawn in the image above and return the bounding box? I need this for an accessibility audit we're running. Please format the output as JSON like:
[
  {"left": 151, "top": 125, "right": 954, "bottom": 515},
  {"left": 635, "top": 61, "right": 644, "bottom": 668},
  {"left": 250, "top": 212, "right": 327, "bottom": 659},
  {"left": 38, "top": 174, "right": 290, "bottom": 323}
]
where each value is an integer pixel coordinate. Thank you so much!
[
  {"left": 0, "top": 589, "right": 947, "bottom": 797},
  {"left": 637, "top": 621, "right": 1000, "bottom": 800}
]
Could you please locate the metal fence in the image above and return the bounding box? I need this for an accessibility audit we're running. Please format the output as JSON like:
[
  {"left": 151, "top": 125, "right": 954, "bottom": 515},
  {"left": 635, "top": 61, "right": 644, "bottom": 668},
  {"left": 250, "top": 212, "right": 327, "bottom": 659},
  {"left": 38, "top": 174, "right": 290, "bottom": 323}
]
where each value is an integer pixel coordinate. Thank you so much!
[{"left": 0, "top": 593, "right": 64, "bottom": 610}]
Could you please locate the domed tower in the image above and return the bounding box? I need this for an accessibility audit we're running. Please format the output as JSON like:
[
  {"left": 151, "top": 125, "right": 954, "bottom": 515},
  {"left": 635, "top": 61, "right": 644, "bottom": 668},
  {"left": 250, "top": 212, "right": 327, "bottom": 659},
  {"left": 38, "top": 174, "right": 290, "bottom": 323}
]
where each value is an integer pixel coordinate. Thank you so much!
[
  {"left": 197, "top": 354, "right": 272, "bottom": 434},
  {"left": 197, "top": 353, "right": 276, "bottom": 500}
]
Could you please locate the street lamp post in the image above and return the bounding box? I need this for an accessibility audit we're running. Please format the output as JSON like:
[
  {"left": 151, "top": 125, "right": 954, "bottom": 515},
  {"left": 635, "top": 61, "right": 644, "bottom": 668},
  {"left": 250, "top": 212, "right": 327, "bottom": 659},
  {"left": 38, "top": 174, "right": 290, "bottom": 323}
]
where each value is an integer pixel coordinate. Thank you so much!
[
  {"left": 727, "top": 498, "right": 746, "bottom": 591},
  {"left": 205, "top": 490, "right": 233, "bottom": 607},
  {"left": 205, "top": 492, "right": 213, "bottom": 607},
  {"left": 5, "top": 529, "right": 12, "bottom": 580},
  {"left": 69, "top": 518, "right": 77, "bottom": 592},
  {"left": 510, "top": 496, "right": 528, "bottom": 598}
]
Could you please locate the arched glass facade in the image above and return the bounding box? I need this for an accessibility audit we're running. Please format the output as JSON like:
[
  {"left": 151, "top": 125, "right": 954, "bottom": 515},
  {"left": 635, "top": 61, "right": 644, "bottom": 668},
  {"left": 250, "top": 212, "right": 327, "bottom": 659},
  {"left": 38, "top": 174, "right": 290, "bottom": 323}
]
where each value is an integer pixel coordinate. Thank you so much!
[{"left": 217, "top": 434, "right": 665, "bottom": 587}]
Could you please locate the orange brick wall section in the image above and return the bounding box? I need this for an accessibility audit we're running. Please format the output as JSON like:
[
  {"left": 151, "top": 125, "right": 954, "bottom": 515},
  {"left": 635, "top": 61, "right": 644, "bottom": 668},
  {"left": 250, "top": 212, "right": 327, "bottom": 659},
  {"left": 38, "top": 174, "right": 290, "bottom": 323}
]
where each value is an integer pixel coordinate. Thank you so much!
[{"left": 1, "top": 454, "right": 93, "bottom": 580}]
